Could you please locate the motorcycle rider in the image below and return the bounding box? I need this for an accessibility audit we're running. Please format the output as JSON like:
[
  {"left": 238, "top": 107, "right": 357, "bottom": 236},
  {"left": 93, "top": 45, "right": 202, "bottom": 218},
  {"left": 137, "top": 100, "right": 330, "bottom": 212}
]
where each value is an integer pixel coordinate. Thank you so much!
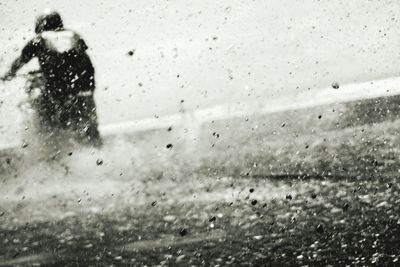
[{"left": 1, "top": 9, "right": 102, "bottom": 147}]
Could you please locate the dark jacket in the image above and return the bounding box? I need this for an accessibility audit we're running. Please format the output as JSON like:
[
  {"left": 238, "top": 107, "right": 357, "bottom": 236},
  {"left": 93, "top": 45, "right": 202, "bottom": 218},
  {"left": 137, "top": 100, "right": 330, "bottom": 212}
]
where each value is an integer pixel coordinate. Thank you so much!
[{"left": 20, "top": 29, "right": 95, "bottom": 98}]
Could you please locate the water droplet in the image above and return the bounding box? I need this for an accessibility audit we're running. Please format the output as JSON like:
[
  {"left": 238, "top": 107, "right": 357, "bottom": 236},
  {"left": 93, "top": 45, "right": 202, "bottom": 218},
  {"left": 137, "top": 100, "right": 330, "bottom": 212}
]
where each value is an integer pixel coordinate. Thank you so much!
[
  {"left": 332, "top": 82, "right": 339, "bottom": 89},
  {"left": 316, "top": 223, "right": 324, "bottom": 233},
  {"left": 342, "top": 202, "right": 350, "bottom": 211},
  {"left": 179, "top": 228, "right": 188, "bottom": 236}
]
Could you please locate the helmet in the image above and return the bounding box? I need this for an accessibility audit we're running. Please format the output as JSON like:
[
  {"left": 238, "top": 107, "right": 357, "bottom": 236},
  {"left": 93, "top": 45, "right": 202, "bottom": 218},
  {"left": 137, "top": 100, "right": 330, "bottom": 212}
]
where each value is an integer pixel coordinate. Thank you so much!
[{"left": 35, "top": 9, "right": 63, "bottom": 34}]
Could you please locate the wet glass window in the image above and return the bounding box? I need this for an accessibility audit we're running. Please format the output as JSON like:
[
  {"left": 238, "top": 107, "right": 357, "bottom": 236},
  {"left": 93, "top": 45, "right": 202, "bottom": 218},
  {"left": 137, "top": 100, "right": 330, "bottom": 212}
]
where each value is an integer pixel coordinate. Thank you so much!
[{"left": 0, "top": 1, "right": 399, "bottom": 266}]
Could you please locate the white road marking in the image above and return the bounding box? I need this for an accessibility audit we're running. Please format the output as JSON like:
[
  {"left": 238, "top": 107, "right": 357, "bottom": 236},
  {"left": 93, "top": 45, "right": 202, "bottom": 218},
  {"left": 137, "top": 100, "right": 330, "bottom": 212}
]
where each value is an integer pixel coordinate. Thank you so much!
[
  {"left": 100, "top": 76, "right": 400, "bottom": 135},
  {"left": 1, "top": 76, "right": 400, "bottom": 150}
]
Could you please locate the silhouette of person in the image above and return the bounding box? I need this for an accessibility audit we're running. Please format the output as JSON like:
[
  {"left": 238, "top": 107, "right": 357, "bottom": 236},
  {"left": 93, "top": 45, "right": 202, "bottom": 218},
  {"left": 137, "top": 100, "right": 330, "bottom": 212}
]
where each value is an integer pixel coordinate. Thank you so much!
[{"left": 1, "top": 9, "right": 102, "bottom": 147}]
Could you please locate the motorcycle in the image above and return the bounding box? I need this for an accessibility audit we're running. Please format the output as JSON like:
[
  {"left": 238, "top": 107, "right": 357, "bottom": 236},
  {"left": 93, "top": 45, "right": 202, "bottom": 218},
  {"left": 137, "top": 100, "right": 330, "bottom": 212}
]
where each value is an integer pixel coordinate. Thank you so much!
[{"left": 16, "top": 71, "right": 101, "bottom": 160}]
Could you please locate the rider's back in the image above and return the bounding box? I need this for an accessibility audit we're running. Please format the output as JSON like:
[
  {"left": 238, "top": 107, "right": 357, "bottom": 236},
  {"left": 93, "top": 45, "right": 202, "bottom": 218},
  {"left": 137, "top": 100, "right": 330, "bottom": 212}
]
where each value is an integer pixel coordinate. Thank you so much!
[{"left": 24, "top": 29, "right": 95, "bottom": 96}]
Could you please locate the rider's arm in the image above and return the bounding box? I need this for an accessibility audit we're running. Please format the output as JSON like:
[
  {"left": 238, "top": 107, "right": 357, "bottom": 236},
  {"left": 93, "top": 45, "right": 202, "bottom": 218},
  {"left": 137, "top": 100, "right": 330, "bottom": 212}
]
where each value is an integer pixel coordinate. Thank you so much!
[{"left": 1, "top": 39, "right": 40, "bottom": 81}]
